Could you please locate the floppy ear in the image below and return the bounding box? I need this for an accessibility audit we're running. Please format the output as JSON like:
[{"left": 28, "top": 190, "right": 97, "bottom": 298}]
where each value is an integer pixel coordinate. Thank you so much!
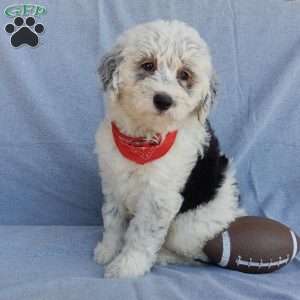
[
  {"left": 98, "top": 45, "right": 123, "bottom": 91},
  {"left": 208, "top": 72, "right": 218, "bottom": 106},
  {"left": 196, "top": 72, "right": 218, "bottom": 122}
]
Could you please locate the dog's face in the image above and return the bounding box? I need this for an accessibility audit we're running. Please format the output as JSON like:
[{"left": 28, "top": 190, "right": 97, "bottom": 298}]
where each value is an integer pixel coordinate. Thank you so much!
[{"left": 99, "top": 20, "right": 216, "bottom": 133}]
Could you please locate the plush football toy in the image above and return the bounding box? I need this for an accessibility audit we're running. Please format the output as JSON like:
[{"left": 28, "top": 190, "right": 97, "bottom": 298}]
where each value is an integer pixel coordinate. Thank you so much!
[{"left": 203, "top": 216, "right": 300, "bottom": 273}]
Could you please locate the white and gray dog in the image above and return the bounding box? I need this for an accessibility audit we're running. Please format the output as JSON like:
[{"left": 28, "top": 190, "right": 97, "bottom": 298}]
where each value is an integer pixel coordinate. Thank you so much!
[{"left": 94, "top": 20, "right": 244, "bottom": 278}]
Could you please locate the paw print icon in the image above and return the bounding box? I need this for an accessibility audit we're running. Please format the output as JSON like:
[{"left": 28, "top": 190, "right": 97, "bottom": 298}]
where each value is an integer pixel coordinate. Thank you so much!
[{"left": 5, "top": 16, "right": 44, "bottom": 47}]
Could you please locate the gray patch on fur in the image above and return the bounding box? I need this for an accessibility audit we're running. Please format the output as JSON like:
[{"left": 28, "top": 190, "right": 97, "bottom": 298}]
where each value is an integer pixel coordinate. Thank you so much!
[
  {"left": 203, "top": 73, "right": 218, "bottom": 106},
  {"left": 135, "top": 69, "right": 149, "bottom": 81},
  {"left": 209, "top": 73, "right": 218, "bottom": 103},
  {"left": 98, "top": 46, "right": 123, "bottom": 90}
]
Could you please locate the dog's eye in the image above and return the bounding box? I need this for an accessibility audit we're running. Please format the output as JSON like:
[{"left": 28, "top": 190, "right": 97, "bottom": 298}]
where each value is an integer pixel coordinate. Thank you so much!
[
  {"left": 141, "top": 62, "right": 156, "bottom": 72},
  {"left": 178, "top": 69, "right": 191, "bottom": 81}
]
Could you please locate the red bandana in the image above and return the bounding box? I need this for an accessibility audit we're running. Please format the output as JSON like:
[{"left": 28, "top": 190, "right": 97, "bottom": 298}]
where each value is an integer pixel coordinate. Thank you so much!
[{"left": 111, "top": 122, "right": 177, "bottom": 164}]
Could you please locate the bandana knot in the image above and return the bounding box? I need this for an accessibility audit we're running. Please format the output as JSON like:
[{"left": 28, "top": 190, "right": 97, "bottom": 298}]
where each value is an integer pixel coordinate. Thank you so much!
[{"left": 111, "top": 122, "right": 177, "bottom": 164}]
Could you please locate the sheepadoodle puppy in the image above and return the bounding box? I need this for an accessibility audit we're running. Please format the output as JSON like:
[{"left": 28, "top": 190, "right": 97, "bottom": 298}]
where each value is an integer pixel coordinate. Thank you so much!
[{"left": 94, "top": 20, "right": 244, "bottom": 278}]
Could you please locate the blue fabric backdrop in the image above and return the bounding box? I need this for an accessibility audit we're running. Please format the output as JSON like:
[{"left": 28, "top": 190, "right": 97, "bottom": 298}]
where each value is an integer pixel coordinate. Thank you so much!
[{"left": 0, "top": 0, "right": 299, "bottom": 299}]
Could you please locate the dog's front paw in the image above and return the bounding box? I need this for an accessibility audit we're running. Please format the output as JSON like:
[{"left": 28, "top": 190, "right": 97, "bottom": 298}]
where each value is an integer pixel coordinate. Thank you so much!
[
  {"left": 94, "top": 240, "right": 119, "bottom": 265},
  {"left": 104, "top": 250, "right": 152, "bottom": 279}
]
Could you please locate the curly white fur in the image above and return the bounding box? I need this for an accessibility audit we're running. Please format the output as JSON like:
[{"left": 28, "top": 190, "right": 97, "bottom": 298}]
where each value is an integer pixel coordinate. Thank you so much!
[{"left": 94, "top": 20, "right": 244, "bottom": 278}]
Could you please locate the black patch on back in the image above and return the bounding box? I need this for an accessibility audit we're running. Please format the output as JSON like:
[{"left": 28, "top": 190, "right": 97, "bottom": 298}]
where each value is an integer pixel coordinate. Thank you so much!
[{"left": 178, "top": 122, "right": 229, "bottom": 214}]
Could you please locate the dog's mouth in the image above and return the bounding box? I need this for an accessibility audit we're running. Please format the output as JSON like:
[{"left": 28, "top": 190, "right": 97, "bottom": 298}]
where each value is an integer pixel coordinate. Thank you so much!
[
  {"left": 156, "top": 110, "right": 168, "bottom": 116},
  {"left": 155, "top": 107, "right": 178, "bottom": 121}
]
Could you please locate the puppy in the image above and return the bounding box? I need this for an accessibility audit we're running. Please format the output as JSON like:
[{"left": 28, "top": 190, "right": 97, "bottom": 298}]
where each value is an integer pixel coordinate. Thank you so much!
[{"left": 94, "top": 20, "right": 244, "bottom": 278}]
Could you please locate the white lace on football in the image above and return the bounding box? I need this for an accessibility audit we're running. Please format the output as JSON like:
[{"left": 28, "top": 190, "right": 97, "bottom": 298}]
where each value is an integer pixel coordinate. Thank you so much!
[{"left": 235, "top": 254, "right": 290, "bottom": 268}]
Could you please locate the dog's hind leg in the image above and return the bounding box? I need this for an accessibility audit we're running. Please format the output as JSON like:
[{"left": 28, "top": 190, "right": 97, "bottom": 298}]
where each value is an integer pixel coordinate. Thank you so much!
[{"left": 156, "top": 247, "right": 202, "bottom": 266}]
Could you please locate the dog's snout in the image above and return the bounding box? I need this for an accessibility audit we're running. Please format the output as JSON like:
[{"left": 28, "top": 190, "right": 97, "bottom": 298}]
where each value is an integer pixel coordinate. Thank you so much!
[{"left": 153, "top": 93, "right": 173, "bottom": 111}]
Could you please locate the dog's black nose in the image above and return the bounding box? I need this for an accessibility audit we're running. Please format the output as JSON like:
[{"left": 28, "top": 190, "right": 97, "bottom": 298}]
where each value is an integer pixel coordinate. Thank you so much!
[{"left": 153, "top": 93, "right": 173, "bottom": 111}]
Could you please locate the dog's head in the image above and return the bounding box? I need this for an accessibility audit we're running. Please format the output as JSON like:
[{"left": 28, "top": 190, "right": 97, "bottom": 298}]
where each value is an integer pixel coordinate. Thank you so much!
[{"left": 99, "top": 20, "right": 217, "bottom": 133}]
